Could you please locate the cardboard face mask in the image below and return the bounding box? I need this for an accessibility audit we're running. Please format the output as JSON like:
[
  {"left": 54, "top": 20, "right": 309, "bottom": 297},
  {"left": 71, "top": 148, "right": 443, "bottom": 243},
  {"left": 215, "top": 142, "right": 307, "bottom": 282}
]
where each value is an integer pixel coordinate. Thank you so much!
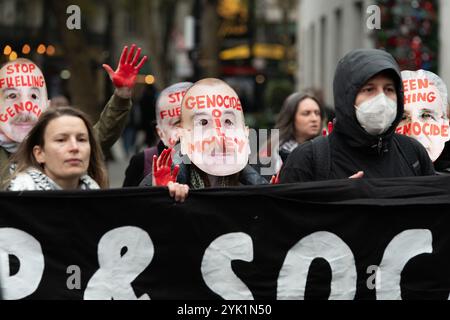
[
  {"left": 0, "top": 60, "right": 49, "bottom": 143},
  {"left": 397, "top": 70, "right": 449, "bottom": 162},
  {"left": 180, "top": 80, "right": 250, "bottom": 176},
  {"left": 156, "top": 82, "right": 192, "bottom": 148}
]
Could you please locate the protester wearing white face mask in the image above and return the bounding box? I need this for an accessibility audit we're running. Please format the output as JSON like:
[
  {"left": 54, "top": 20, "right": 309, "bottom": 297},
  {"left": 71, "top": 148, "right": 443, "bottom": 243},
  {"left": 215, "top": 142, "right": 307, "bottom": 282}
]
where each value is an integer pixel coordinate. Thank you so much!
[
  {"left": 355, "top": 86, "right": 397, "bottom": 136},
  {"left": 280, "top": 49, "right": 435, "bottom": 183}
]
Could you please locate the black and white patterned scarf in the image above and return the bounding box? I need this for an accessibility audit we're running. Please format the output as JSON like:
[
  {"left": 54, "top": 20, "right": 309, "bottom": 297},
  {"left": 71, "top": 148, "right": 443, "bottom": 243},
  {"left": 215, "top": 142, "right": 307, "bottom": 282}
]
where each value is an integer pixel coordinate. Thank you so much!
[
  {"left": 280, "top": 139, "right": 299, "bottom": 154},
  {"left": 8, "top": 168, "right": 100, "bottom": 191}
]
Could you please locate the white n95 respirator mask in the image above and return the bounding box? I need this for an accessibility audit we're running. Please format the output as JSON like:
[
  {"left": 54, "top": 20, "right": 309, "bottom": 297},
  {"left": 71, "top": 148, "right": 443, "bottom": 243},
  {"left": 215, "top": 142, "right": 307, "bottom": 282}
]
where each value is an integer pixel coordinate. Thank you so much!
[{"left": 355, "top": 93, "right": 397, "bottom": 136}]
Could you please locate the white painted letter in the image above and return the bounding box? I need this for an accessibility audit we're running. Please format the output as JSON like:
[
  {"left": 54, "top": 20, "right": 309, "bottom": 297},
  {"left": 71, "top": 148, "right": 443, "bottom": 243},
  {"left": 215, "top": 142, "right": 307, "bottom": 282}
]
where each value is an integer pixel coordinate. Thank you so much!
[
  {"left": 84, "top": 226, "right": 153, "bottom": 300},
  {"left": 277, "top": 231, "right": 357, "bottom": 300},
  {"left": 0, "top": 228, "right": 44, "bottom": 300},
  {"left": 376, "top": 229, "right": 432, "bottom": 300},
  {"left": 201, "top": 232, "right": 254, "bottom": 300}
]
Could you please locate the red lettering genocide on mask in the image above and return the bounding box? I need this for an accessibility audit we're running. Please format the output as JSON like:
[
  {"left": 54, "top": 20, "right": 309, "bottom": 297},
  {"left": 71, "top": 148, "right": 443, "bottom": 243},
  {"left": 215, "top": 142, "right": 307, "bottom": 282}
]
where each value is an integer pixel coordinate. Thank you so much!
[
  {"left": 184, "top": 94, "right": 242, "bottom": 111},
  {"left": 396, "top": 122, "right": 449, "bottom": 137},
  {"left": 0, "top": 102, "right": 43, "bottom": 123}
]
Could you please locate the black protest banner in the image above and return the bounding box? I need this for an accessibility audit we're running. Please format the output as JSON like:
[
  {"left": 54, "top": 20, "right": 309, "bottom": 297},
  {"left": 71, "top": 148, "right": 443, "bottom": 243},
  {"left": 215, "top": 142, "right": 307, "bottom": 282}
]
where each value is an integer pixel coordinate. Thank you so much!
[{"left": 1, "top": 175, "right": 450, "bottom": 300}]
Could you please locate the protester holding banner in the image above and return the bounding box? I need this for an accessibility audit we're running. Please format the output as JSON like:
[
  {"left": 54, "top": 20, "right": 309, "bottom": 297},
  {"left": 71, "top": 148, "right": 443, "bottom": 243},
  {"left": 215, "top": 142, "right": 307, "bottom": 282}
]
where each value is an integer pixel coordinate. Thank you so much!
[
  {"left": 396, "top": 70, "right": 450, "bottom": 167},
  {"left": 275, "top": 92, "right": 324, "bottom": 162},
  {"left": 123, "top": 82, "right": 193, "bottom": 187},
  {"left": 150, "top": 78, "right": 268, "bottom": 201},
  {"left": 280, "top": 49, "right": 435, "bottom": 183},
  {"left": 0, "top": 44, "right": 147, "bottom": 182},
  {"left": 6, "top": 107, "right": 107, "bottom": 190}
]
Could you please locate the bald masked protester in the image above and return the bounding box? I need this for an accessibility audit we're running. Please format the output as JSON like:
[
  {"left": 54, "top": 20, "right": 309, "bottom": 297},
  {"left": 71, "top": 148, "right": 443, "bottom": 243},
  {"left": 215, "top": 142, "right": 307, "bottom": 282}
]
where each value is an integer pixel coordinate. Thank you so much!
[
  {"left": 149, "top": 78, "right": 268, "bottom": 202},
  {"left": 280, "top": 49, "right": 435, "bottom": 183},
  {"left": 123, "top": 82, "right": 193, "bottom": 187}
]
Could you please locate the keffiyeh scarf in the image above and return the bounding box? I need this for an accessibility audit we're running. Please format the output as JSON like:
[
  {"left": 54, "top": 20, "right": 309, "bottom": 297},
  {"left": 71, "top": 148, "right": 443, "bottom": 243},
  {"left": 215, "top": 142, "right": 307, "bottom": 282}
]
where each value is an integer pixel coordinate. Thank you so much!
[{"left": 8, "top": 168, "right": 100, "bottom": 191}]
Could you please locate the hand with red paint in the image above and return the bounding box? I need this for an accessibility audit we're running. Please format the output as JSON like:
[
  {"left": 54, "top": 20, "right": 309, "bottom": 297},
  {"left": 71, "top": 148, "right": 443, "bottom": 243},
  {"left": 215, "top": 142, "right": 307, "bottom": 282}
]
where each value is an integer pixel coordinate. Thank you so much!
[
  {"left": 152, "top": 148, "right": 180, "bottom": 186},
  {"left": 322, "top": 121, "right": 334, "bottom": 136},
  {"left": 102, "top": 44, "right": 148, "bottom": 98},
  {"left": 328, "top": 121, "right": 334, "bottom": 134},
  {"left": 270, "top": 171, "right": 280, "bottom": 185}
]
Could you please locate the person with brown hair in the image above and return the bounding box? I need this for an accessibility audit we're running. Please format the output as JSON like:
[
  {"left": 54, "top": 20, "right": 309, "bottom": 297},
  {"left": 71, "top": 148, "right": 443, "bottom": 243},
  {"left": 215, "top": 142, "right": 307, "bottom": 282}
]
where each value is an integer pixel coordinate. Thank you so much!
[
  {"left": 6, "top": 107, "right": 108, "bottom": 190},
  {"left": 275, "top": 93, "right": 324, "bottom": 162},
  {"left": 0, "top": 44, "right": 147, "bottom": 182}
]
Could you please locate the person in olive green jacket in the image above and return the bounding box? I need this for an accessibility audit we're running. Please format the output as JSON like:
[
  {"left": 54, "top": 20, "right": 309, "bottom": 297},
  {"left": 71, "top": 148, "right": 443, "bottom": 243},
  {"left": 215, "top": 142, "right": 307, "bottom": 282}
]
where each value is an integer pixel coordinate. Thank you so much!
[{"left": 0, "top": 44, "right": 147, "bottom": 183}]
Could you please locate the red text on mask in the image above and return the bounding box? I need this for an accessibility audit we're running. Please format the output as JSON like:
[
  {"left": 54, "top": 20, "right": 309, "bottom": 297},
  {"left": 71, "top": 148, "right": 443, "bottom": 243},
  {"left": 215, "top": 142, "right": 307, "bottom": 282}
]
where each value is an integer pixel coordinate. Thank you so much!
[
  {"left": 160, "top": 107, "right": 181, "bottom": 120},
  {"left": 0, "top": 75, "right": 45, "bottom": 89},
  {"left": 0, "top": 102, "right": 42, "bottom": 122},
  {"left": 5, "top": 63, "right": 36, "bottom": 75},
  {"left": 403, "top": 78, "right": 437, "bottom": 104},
  {"left": 188, "top": 136, "right": 246, "bottom": 154},
  {"left": 396, "top": 122, "right": 449, "bottom": 137},
  {"left": 184, "top": 94, "right": 242, "bottom": 111},
  {"left": 168, "top": 91, "right": 187, "bottom": 104}
]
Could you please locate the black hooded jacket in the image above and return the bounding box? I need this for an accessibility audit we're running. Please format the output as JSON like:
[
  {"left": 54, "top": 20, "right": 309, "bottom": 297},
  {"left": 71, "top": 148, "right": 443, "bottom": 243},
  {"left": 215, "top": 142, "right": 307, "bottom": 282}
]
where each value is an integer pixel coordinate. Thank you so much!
[{"left": 280, "top": 49, "right": 435, "bottom": 183}]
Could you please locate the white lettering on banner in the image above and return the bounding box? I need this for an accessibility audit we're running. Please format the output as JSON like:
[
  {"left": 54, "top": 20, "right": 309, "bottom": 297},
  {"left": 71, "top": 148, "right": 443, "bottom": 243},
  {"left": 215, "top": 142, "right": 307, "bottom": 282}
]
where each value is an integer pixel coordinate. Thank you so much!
[
  {"left": 84, "top": 226, "right": 153, "bottom": 300},
  {"left": 0, "top": 228, "right": 44, "bottom": 300},
  {"left": 201, "top": 232, "right": 254, "bottom": 300},
  {"left": 0, "top": 227, "right": 441, "bottom": 299},
  {"left": 376, "top": 229, "right": 433, "bottom": 300},
  {"left": 277, "top": 231, "right": 357, "bottom": 300}
]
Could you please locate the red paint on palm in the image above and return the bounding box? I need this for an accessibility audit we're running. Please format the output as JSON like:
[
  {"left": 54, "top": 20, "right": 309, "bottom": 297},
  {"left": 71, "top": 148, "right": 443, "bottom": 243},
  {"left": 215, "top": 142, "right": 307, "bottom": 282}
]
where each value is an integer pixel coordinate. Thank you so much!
[
  {"left": 102, "top": 44, "right": 148, "bottom": 88},
  {"left": 153, "top": 148, "right": 179, "bottom": 186},
  {"left": 270, "top": 171, "right": 280, "bottom": 185},
  {"left": 328, "top": 121, "right": 334, "bottom": 134}
]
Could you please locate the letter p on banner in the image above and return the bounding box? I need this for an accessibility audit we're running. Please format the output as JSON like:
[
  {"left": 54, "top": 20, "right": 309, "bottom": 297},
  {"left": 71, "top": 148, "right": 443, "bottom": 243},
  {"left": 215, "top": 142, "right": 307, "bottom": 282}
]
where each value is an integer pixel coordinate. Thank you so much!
[{"left": 0, "top": 228, "right": 45, "bottom": 300}]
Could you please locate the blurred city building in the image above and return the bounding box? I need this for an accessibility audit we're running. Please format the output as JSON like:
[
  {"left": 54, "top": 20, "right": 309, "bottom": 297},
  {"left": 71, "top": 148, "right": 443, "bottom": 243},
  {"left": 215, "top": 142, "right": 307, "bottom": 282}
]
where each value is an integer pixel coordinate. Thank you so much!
[
  {"left": 298, "top": 0, "right": 446, "bottom": 110},
  {"left": 0, "top": 0, "right": 298, "bottom": 130}
]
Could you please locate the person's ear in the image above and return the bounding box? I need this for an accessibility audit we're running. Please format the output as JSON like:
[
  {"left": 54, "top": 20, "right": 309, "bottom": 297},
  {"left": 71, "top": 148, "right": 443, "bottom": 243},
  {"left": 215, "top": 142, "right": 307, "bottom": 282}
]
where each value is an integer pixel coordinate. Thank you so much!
[{"left": 33, "top": 145, "right": 45, "bottom": 165}]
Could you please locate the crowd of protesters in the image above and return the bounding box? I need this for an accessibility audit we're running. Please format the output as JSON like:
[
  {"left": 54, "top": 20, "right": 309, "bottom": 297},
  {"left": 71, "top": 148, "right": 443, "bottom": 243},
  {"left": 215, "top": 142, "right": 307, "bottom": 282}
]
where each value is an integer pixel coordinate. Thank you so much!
[{"left": 1, "top": 46, "right": 448, "bottom": 196}]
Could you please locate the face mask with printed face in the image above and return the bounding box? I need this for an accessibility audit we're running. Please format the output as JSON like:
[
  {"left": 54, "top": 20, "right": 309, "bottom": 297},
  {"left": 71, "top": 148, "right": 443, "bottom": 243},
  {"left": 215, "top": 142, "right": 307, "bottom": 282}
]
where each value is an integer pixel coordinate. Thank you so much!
[
  {"left": 180, "top": 80, "right": 250, "bottom": 176},
  {"left": 356, "top": 93, "right": 397, "bottom": 136},
  {"left": 398, "top": 70, "right": 450, "bottom": 162},
  {"left": 0, "top": 60, "right": 49, "bottom": 143}
]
